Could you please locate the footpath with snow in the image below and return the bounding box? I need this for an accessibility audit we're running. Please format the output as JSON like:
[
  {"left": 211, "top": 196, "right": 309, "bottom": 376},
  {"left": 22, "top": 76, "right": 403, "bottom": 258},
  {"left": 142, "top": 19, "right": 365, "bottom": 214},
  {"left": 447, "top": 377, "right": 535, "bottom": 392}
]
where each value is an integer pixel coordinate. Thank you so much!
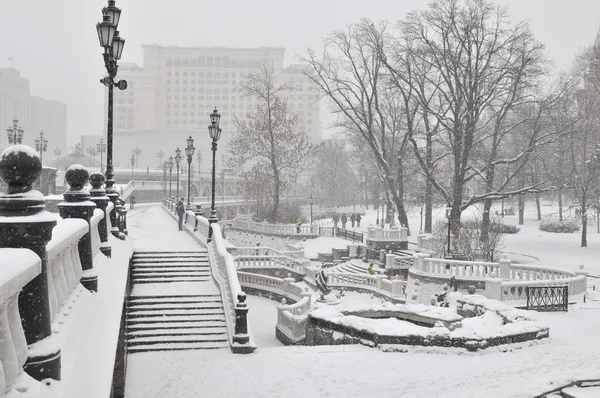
[{"left": 121, "top": 204, "right": 600, "bottom": 398}]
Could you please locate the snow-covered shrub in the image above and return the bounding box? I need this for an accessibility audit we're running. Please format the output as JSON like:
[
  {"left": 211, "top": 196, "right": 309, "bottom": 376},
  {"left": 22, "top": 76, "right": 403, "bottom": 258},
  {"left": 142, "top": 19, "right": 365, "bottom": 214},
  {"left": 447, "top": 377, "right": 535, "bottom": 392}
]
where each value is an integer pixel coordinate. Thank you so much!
[
  {"left": 431, "top": 216, "right": 506, "bottom": 262},
  {"left": 490, "top": 223, "right": 520, "bottom": 234},
  {"left": 539, "top": 220, "right": 579, "bottom": 233}
]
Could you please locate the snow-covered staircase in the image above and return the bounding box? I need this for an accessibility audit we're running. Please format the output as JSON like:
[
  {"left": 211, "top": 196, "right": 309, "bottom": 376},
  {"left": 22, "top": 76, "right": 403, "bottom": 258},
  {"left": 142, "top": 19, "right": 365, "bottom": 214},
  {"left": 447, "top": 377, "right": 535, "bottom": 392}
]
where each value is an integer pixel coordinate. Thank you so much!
[{"left": 126, "top": 250, "right": 229, "bottom": 353}]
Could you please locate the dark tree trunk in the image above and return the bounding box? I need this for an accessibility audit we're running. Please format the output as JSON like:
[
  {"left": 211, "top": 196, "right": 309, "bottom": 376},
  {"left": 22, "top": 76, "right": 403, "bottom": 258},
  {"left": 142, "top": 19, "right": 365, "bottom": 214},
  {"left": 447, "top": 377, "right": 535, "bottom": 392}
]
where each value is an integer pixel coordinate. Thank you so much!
[
  {"left": 518, "top": 193, "right": 525, "bottom": 225},
  {"left": 271, "top": 163, "right": 279, "bottom": 223},
  {"left": 558, "top": 191, "right": 563, "bottom": 221},
  {"left": 480, "top": 199, "right": 493, "bottom": 244},
  {"left": 424, "top": 133, "right": 433, "bottom": 233},
  {"left": 535, "top": 193, "right": 541, "bottom": 221},
  {"left": 581, "top": 192, "right": 587, "bottom": 247}
]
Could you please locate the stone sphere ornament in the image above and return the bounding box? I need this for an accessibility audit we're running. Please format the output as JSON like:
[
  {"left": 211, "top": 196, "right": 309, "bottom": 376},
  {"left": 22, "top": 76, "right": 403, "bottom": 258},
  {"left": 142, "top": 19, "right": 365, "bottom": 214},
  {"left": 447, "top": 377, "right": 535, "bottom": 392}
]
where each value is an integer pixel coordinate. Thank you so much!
[
  {"left": 0, "top": 145, "right": 42, "bottom": 192},
  {"left": 65, "top": 164, "right": 89, "bottom": 191},
  {"left": 89, "top": 172, "right": 105, "bottom": 189}
]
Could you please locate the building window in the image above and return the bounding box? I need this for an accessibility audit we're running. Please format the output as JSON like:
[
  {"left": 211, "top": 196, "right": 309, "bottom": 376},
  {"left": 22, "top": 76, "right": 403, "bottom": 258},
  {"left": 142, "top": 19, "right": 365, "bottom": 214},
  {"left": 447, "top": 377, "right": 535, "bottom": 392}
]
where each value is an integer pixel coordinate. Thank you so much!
[
  {"left": 174, "top": 60, "right": 181, "bottom": 67},
  {"left": 254, "top": 62, "right": 261, "bottom": 68},
  {"left": 215, "top": 56, "right": 222, "bottom": 68},
  {"left": 198, "top": 56, "right": 205, "bottom": 67},
  {"left": 183, "top": 79, "right": 188, "bottom": 84},
  {"left": 175, "top": 87, "right": 180, "bottom": 93},
  {"left": 167, "top": 71, "right": 172, "bottom": 76},
  {"left": 223, "top": 57, "right": 230, "bottom": 67},
  {"left": 191, "top": 60, "right": 197, "bottom": 67},
  {"left": 207, "top": 56, "right": 213, "bottom": 68},
  {"left": 175, "top": 71, "right": 180, "bottom": 76},
  {"left": 207, "top": 73, "right": 213, "bottom": 84},
  {"left": 166, "top": 60, "right": 173, "bottom": 67},
  {"left": 231, "top": 60, "right": 237, "bottom": 68},
  {"left": 183, "top": 60, "right": 189, "bottom": 67},
  {"left": 238, "top": 61, "right": 245, "bottom": 68}
]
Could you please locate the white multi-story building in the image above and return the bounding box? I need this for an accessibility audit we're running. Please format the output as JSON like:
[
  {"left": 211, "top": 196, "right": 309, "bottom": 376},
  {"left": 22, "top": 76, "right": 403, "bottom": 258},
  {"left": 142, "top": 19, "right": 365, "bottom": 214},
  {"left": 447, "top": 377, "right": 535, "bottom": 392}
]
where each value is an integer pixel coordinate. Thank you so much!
[
  {"left": 0, "top": 68, "right": 67, "bottom": 164},
  {"left": 107, "top": 45, "right": 321, "bottom": 171}
]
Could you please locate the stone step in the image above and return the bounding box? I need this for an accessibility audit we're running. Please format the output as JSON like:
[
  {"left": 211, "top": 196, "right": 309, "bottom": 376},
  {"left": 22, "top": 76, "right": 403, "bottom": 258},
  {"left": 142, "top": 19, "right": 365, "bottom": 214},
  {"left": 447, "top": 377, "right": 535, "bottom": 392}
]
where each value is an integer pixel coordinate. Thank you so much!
[
  {"left": 128, "top": 302, "right": 223, "bottom": 311},
  {"left": 129, "top": 294, "right": 221, "bottom": 303},
  {"left": 131, "top": 277, "right": 211, "bottom": 284},
  {"left": 127, "top": 334, "right": 228, "bottom": 346},
  {"left": 127, "top": 308, "right": 225, "bottom": 318},
  {"left": 131, "top": 266, "right": 210, "bottom": 272},
  {"left": 127, "top": 328, "right": 227, "bottom": 338},
  {"left": 127, "top": 316, "right": 226, "bottom": 325},
  {"left": 131, "top": 272, "right": 210, "bottom": 278},
  {"left": 127, "top": 341, "right": 228, "bottom": 353},
  {"left": 127, "top": 320, "right": 227, "bottom": 330}
]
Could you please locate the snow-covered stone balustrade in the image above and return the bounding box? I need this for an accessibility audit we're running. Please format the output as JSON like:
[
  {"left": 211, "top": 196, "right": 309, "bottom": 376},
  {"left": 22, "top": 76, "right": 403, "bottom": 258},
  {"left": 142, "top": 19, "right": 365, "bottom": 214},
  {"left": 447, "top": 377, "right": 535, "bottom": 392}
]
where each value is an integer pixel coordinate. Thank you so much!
[
  {"left": 228, "top": 246, "right": 304, "bottom": 259},
  {"left": 365, "top": 226, "right": 409, "bottom": 251},
  {"left": 0, "top": 249, "right": 44, "bottom": 396},
  {"left": 232, "top": 252, "right": 308, "bottom": 276},
  {"left": 305, "top": 267, "right": 407, "bottom": 303},
  {"left": 230, "top": 218, "right": 319, "bottom": 238},
  {"left": 407, "top": 253, "right": 588, "bottom": 303},
  {"left": 236, "top": 272, "right": 313, "bottom": 345},
  {"left": 46, "top": 219, "right": 87, "bottom": 322},
  {"left": 169, "top": 207, "right": 257, "bottom": 353}
]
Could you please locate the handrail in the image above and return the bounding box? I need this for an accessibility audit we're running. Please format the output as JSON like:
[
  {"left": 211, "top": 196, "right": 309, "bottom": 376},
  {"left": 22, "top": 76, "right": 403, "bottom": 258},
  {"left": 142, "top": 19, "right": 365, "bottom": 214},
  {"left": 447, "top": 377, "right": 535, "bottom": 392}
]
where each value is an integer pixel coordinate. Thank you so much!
[
  {"left": 46, "top": 219, "right": 87, "bottom": 322},
  {"left": 0, "top": 248, "right": 42, "bottom": 394}
]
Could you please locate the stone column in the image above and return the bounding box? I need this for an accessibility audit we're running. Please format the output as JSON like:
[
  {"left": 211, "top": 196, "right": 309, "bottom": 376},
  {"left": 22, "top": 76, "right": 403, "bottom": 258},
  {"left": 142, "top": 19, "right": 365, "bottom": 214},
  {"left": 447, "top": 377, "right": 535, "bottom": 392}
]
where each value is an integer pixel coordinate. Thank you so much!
[
  {"left": 89, "top": 172, "right": 111, "bottom": 258},
  {"left": 499, "top": 257, "right": 511, "bottom": 280},
  {"left": 58, "top": 165, "right": 98, "bottom": 292},
  {"left": 115, "top": 198, "right": 126, "bottom": 240},
  {"left": 0, "top": 145, "right": 60, "bottom": 381}
]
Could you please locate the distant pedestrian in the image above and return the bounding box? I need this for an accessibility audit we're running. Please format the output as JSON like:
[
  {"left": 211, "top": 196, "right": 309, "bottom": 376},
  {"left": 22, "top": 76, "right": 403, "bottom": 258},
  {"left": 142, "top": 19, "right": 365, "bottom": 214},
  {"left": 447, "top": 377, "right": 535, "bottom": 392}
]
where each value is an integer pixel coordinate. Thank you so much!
[
  {"left": 129, "top": 195, "right": 136, "bottom": 210},
  {"left": 333, "top": 214, "right": 339, "bottom": 228},
  {"left": 176, "top": 197, "right": 185, "bottom": 231},
  {"left": 356, "top": 214, "right": 361, "bottom": 227},
  {"left": 366, "top": 264, "right": 374, "bottom": 275},
  {"left": 255, "top": 241, "right": 261, "bottom": 255},
  {"left": 341, "top": 214, "right": 347, "bottom": 229},
  {"left": 296, "top": 218, "right": 302, "bottom": 233},
  {"left": 350, "top": 214, "right": 356, "bottom": 228}
]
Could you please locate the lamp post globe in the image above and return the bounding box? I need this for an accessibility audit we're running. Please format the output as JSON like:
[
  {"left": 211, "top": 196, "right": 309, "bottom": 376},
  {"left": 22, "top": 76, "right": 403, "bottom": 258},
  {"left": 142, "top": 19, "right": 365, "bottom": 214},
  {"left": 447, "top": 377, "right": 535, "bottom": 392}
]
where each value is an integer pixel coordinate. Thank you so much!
[{"left": 207, "top": 108, "right": 222, "bottom": 242}]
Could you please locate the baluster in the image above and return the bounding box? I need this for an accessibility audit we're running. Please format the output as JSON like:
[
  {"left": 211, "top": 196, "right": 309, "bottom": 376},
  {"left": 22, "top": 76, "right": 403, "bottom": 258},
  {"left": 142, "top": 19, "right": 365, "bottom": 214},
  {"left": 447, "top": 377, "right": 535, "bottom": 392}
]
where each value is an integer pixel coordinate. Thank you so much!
[
  {"left": 47, "top": 259, "right": 61, "bottom": 321},
  {"left": 0, "top": 300, "right": 18, "bottom": 390}
]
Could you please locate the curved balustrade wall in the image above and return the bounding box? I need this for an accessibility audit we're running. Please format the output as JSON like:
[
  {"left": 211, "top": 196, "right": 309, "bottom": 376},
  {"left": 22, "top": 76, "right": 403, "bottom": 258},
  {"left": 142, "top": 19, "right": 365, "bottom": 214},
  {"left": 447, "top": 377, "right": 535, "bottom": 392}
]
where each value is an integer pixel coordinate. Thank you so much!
[
  {"left": 408, "top": 253, "right": 588, "bottom": 303},
  {"left": 0, "top": 249, "right": 42, "bottom": 394}
]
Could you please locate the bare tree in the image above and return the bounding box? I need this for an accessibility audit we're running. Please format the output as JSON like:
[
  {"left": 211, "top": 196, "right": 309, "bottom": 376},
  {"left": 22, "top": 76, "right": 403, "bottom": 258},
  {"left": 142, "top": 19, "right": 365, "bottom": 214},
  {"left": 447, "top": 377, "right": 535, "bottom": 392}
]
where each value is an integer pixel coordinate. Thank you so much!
[
  {"left": 303, "top": 20, "right": 413, "bottom": 234},
  {"left": 381, "top": 0, "right": 552, "bottom": 242},
  {"left": 229, "top": 62, "right": 313, "bottom": 222}
]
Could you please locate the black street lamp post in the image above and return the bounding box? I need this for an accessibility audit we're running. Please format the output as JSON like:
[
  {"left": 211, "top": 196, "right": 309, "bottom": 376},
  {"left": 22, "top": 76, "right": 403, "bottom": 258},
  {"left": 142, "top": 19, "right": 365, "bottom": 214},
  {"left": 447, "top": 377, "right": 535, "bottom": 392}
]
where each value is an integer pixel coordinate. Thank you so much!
[
  {"left": 6, "top": 117, "right": 24, "bottom": 145},
  {"left": 54, "top": 148, "right": 62, "bottom": 169},
  {"left": 97, "top": 137, "right": 107, "bottom": 173},
  {"left": 162, "top": 161, "right": 168, "bottom": 198},
  {"left": 168, "top": 156, "right": 174, "bottom": 198},
  {"left": 130, "top": 153, "right": 135, "bottom": 185},
  {"left": 34, "top": 131, "right": 48, "bottom": 164},
  {"left": 97, "top": 0, "right": 127, "bottom": 238},
  {"left": 175, "top": 148, "right": 182, "bottom": 197},
  {"left": 207, "top": 108, "right": 222, "bottom": 242},
  {"left": 185, "top": 135, "right": 195, "bottom": 209},
  {"left": 446, "top": 205, "right": 452, "bottom": 258}
]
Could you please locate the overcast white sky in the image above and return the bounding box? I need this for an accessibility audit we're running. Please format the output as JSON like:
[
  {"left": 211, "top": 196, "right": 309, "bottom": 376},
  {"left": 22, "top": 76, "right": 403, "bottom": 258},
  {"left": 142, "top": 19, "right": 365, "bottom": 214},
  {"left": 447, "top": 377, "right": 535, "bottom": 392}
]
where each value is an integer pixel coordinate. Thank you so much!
[{"left": 1, "top": 0, "right": 599, "bottom": 143}]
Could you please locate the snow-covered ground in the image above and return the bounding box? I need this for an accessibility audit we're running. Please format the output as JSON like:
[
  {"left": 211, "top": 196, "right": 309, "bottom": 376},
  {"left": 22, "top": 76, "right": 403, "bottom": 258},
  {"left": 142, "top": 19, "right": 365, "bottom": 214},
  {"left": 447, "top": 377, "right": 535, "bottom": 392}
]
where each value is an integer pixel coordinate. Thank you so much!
[{"left": 122, "top": 203, "right": 600, "bottom": 398}]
